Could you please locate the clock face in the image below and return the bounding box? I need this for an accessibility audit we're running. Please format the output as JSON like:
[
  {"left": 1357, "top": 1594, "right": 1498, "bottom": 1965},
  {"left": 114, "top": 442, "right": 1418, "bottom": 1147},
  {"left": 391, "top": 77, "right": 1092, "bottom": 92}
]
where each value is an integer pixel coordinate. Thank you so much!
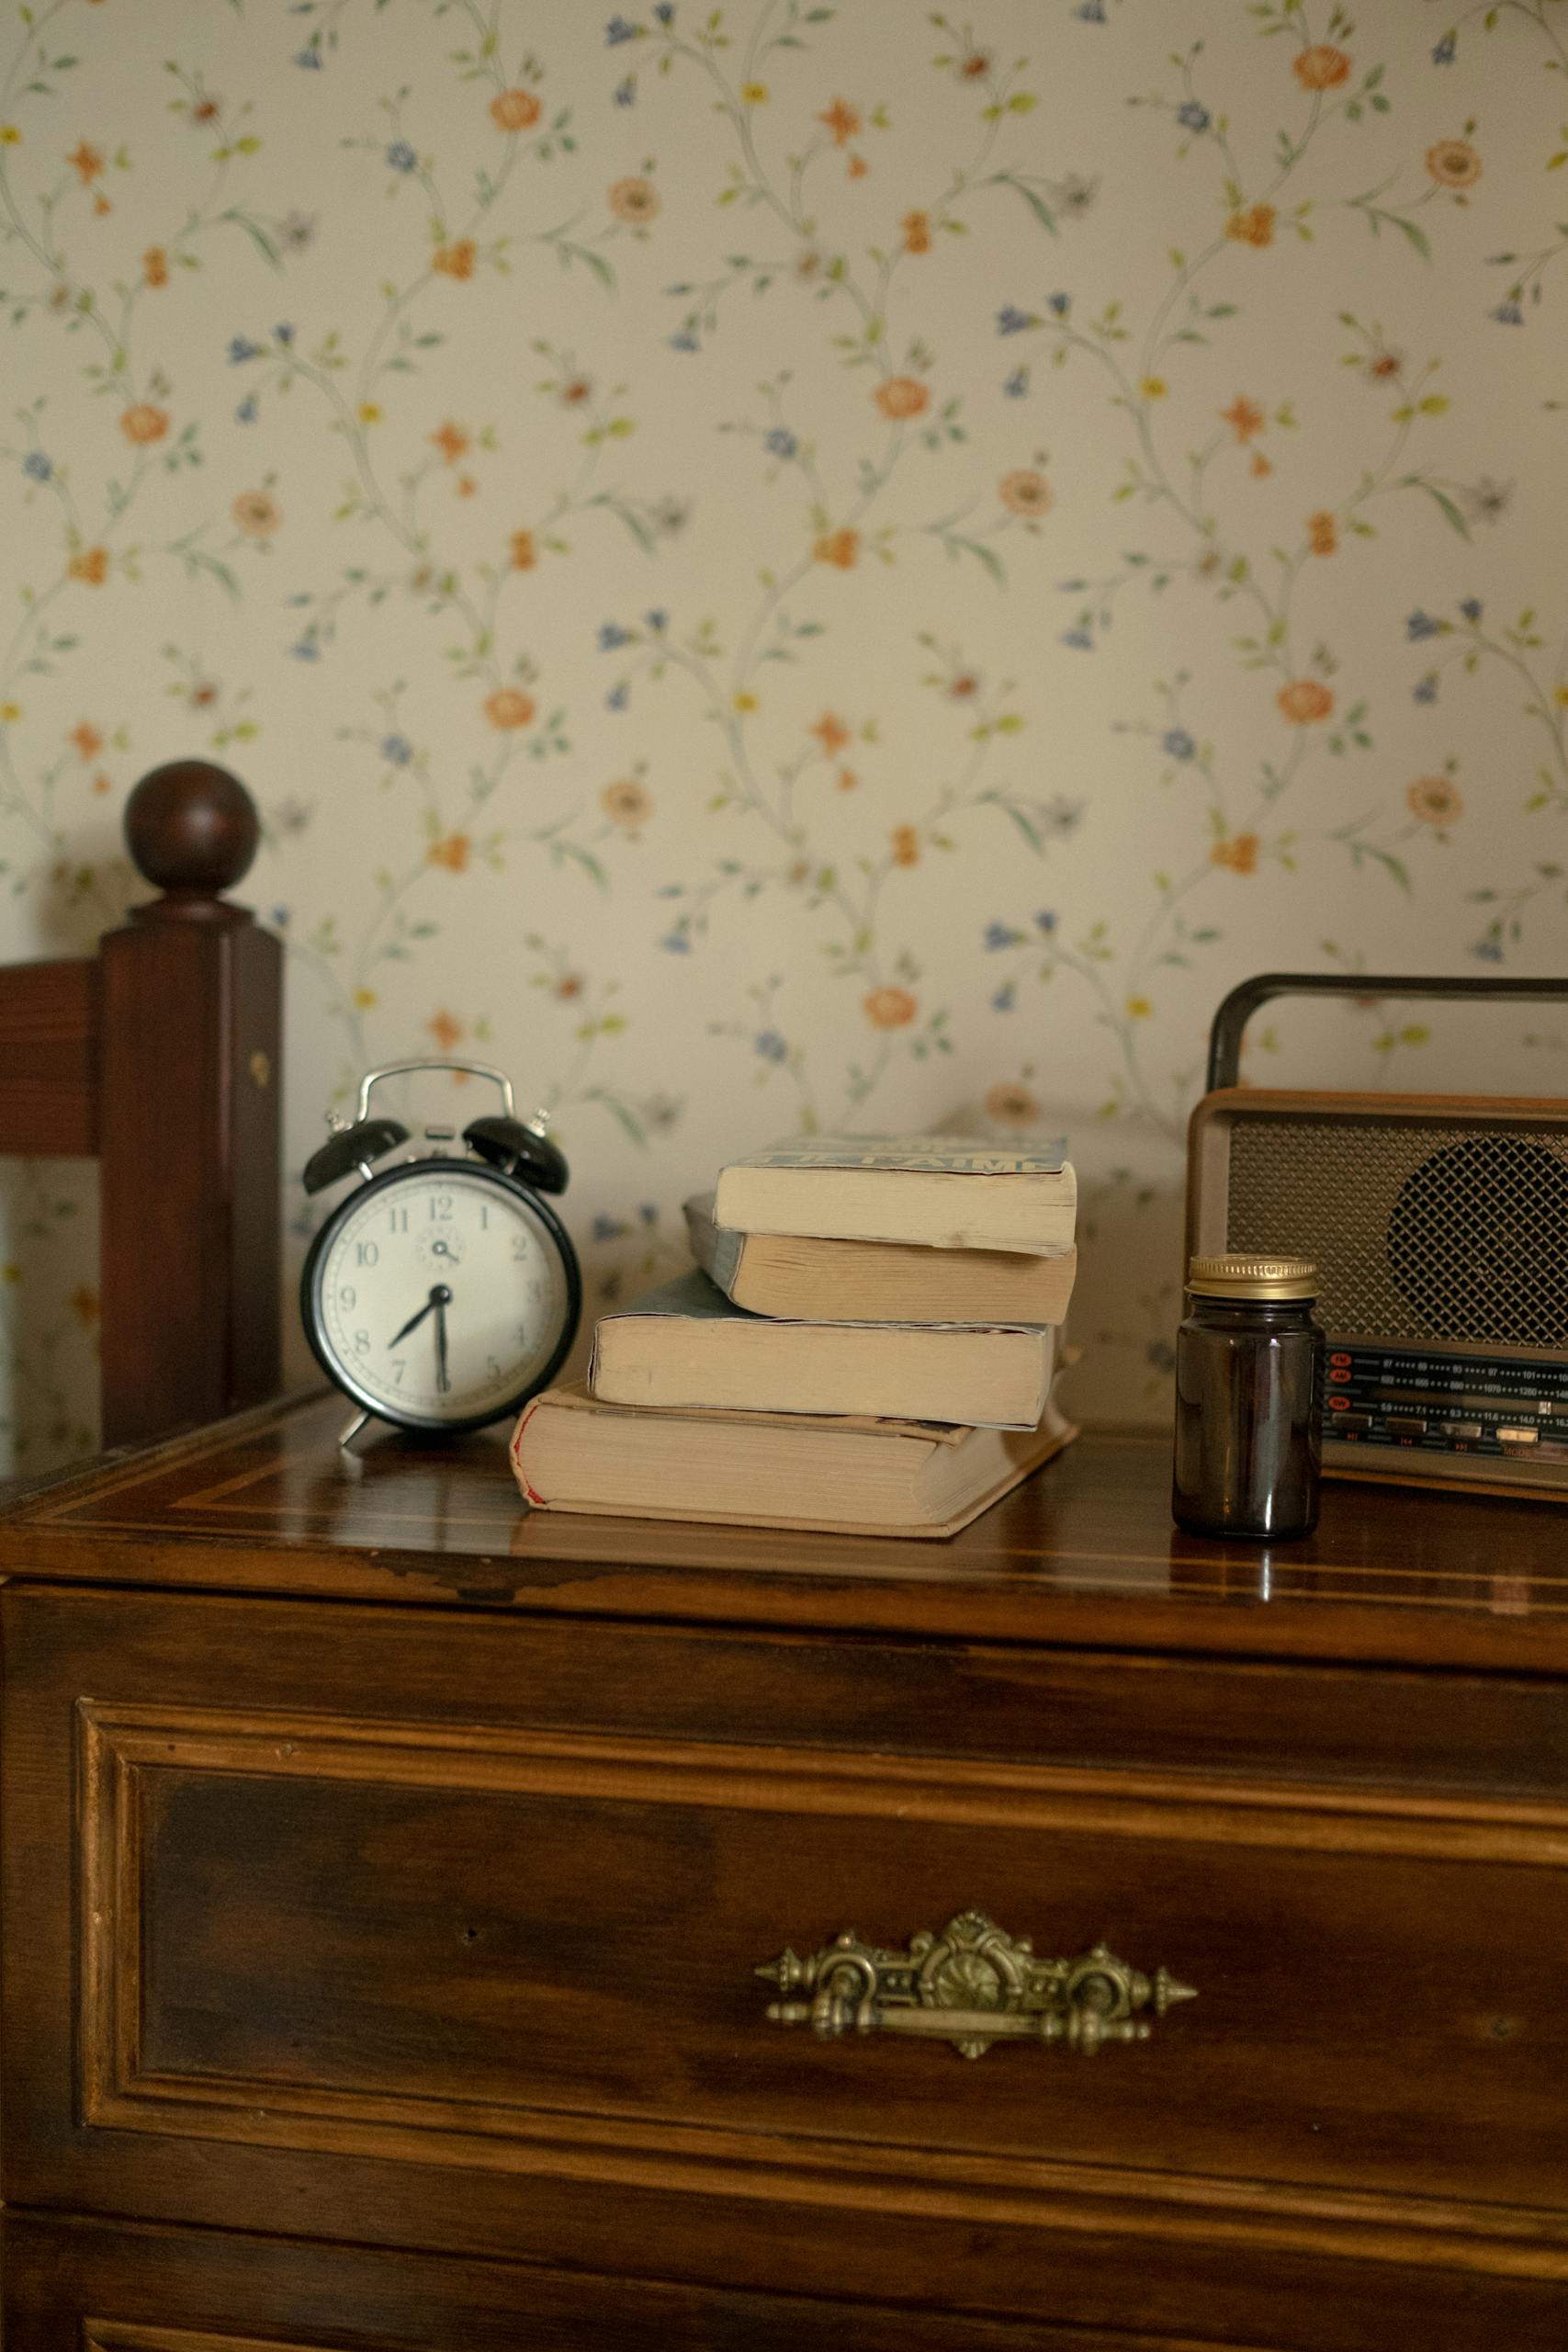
[{"left": 304, "top": 1161, "right": 577, "bottom": 1430}]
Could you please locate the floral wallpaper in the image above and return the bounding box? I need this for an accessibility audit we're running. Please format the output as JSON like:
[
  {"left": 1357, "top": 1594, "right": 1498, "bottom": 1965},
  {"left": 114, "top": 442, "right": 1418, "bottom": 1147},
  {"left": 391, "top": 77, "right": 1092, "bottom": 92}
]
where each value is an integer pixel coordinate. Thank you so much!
[{"left": 0, "top": 0, "right": 1565, "bottom": 1471}]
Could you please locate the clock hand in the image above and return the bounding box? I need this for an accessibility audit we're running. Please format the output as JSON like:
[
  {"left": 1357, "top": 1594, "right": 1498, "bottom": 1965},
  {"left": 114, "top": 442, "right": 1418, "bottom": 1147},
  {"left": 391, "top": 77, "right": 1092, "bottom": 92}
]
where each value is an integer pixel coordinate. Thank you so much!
[
  {"left": 388, "top": 1283, "right": 453, "bottom": 1351},
  {"left": 434, "top": 1293, "right": 450, "bottom": 1395}
]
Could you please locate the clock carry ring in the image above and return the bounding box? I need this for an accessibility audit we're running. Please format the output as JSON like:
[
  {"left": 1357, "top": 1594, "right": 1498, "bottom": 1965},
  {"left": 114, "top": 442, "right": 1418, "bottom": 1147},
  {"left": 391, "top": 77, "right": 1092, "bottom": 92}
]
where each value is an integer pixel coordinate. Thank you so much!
[{"left": 303, "top": 1057, "right": 569, "bottom": 1198}]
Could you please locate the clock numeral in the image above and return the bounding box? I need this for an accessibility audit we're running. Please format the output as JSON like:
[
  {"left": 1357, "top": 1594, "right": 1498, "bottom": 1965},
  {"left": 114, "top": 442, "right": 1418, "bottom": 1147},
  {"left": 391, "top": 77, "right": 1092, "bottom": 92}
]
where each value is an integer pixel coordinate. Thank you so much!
[
  {"left": 479, "top": 1204, "right": 490, "bottom": 1229},
  {"left": 355, "top": 1241, "right": 380, "bottom": 1268},
  {"left": 430, "top": 1193, "right": 454, "bottom": 1221},
  {"left": 486, "top": 1355, "right": 502, "bottom": 1381},
  {"left": 390, "top": 1360, "right": 405, "bottom": 1385},
  {"left": 354, "top": 1329, "right": 371, "bottom": 1354},
  {"left": 388, "top": 1208, "right": 409, "bottom": 1235},
  {"left": 338, "top": 1284, "right": 356, "bottom": 1309},
  {"left": 512, "top": 1237, "right": 530, "bottom": 1261}
]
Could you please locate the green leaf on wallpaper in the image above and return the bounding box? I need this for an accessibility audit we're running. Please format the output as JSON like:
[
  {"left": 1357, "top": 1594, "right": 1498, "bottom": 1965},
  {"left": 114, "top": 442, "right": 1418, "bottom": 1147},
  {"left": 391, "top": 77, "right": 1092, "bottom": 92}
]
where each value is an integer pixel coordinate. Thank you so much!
[
  {"left": 1404, "top": 479, "right": 1471, "bottom": 540},
  {"left": 219, "top": 209, "right": 281, "bottom": 268}
]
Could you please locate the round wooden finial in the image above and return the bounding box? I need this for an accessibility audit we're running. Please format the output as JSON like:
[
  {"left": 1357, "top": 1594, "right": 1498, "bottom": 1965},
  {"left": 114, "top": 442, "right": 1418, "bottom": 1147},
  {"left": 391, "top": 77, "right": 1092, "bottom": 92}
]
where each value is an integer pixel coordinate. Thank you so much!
[{"left": 123, "top": 760, "right": 260, "bottom": 897}]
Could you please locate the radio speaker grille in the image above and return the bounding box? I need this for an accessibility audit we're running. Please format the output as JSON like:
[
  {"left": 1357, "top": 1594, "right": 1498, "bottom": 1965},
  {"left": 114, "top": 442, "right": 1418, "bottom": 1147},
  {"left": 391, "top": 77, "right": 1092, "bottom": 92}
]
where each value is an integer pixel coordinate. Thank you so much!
[{"left": 1225, "top": 1115, "right": 1568, "bottom": 1350}]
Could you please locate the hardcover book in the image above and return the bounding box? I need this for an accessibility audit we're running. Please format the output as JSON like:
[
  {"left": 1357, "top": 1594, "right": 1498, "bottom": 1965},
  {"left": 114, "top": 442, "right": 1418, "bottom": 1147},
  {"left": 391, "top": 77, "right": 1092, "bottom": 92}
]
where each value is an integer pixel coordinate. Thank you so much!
[
  {"left": 684, "top": 1193, "right": 1077, "bottom": 1327},
  {"left": 711, "top": 1131, "right": 1075, "bottom": 1256},
  {"left": 511, "top": 1382, "right": 1077, "bottom": 1538},
  {"left": 591, "top": 1268, "right": 1058, "bottom": 1428}
]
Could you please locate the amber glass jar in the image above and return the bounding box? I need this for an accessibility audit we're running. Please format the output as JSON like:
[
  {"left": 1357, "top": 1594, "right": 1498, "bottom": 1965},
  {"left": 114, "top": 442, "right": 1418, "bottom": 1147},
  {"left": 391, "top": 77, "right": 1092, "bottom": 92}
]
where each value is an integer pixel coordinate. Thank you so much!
[{"left": 1171, "top": 1256, "right": 1325, "bottom": 1540}]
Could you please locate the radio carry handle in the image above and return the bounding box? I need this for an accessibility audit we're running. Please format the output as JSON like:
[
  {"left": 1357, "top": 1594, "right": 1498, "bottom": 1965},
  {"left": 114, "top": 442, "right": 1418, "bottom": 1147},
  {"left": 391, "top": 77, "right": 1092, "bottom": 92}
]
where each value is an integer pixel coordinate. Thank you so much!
[{"left": 1206, "top": 971, "right": 1568, "bottom": 1094}]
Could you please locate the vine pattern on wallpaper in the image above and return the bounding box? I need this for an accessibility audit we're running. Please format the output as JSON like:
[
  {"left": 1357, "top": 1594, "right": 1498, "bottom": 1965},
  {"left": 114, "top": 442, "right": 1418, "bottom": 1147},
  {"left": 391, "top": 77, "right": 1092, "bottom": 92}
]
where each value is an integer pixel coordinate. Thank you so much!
[{"left": 0, "top": 0, "right": 1565, "bottom": 1465}]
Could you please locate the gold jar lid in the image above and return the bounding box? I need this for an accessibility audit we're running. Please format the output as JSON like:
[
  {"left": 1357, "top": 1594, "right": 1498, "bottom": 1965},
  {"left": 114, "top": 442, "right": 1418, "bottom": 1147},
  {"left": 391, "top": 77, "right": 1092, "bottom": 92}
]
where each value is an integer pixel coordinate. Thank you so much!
[{"left": 1187, "top": 1254, "right": 1318, "bottom": 1301}]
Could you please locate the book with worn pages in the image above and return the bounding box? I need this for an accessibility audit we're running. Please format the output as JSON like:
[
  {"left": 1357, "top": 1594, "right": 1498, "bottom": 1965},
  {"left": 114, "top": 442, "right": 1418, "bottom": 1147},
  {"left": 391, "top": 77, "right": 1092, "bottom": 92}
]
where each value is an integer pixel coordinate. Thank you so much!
[
  {"left": 684, "top": 1192, "right": 1077, "bottom": 1327},
  {"left": 512, "top": 1381, "right": 1077, "bottom": 1537},
  {"left": 591, "top": 1268, "right": 1057, "bottom": 1428},
  {"left": 711, "top": 1131, "right": 1076, "bottom": 1256}
]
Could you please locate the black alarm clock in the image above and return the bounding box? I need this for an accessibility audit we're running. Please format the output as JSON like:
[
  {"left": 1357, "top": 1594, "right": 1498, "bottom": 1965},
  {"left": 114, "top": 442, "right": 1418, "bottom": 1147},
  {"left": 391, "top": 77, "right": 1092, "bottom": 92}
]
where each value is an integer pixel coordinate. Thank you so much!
[{"left": 300, "top": 1057, "right": 581, "bottom": 1439}]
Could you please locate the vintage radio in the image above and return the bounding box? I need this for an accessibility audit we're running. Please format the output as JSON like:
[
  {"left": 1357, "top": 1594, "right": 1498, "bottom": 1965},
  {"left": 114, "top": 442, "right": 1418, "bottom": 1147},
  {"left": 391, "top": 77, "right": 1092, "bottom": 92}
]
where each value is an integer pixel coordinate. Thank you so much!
[{"left": 1187, "top": 972, "right": 1568, "bottom": 1497}]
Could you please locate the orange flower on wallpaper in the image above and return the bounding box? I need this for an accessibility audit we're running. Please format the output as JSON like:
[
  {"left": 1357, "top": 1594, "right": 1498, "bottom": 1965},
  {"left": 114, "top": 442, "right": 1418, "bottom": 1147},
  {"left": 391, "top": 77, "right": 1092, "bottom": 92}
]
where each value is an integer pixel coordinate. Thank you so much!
[
  {"left": 602, "top": 778, "right": 652, "bottom": 829},
  {"left": 430, "top": 421, "right": 469, "bottom": 464},
  {"left": 427, "top": 833, "right": 471, "bottom": 872},
  {"left": 491, "top": 87, "right": 542, "bottom": 132},
  {"left": 1221, "top": 395, "right": 1265, "bottom": 444},
  {"left": 890, "top": 825, "right": 919, "bottom": 866},
  {"left": 428, "top": 1010, "right": 463, "bottom": 1051},
  {"left": 68, "top": 548, "right": 108, "bottom": 584},
  {"left": 1225, "top": 204, "right": 1275, "bottom": 248},
  {"left": 1307, "top": 510, "right": 1337, "bottom": 556},
  {"left": 902, "top": 209, "right": 931, "bottom": 254},
  {"left": 142, "top": 245, "right": 168, "bottom": 288},
  {"left": 1426, "top": 139, "right": 1481, "bottom": 190},
  {"left": 509, "top": 528, "right": 536, "bottom": 571},
  {"left": 484, "top": 687, "right": 536, "bottom": 729},
  {"left": 875, "top": 376, "right": 928, "bottom": 421},
  {"left": 835, "top": 765, "right": 858, "bottom": 791},
  {"left": 67, "top": 140, "right": 104, "bottom": 184},
  {"left": 1250, "top": 450, "right": 1271, "bottom": 478},
  {"left": 809, "top": 712, "right": 850, "bottom": 754},
  {"left": 119, "top": 402, "right": 169, "bottom": 446},
  {"left": 1211, "top": 832, "right": 1259, "bottom": 875},
  {"left": 232, "top": 490, "right": 280, "bottom": 537},
  {"left": 819, "top": 99, "right": 861, "bottom": 146},
  {"left": 1406, "top": 775, "right": 1463, "bottom": 826},
  {"left": 998, "top": 469, "right": 1051, "bottom": 518},
  {"left": 69, "top": 1284, "right": 99, "bottom": 1328},
  {"left": 814, "top": 527, "right": 859, "bottom": 568},
  {"left": 433, "top": 240, "right": 477, "bottom": 278},
  {"left": 608, "top": 175, "right": 660, "bottom": 224},
  {"left": 846, "top": 153, "right": 868, "bottom": 180},
  {"left": 985, "top": 1080, "right": 1041, "bottom": 1129},
  {"left": 1277, "top": 679, "right": 1334, "bottom": 724},
  {"left": 69, "top": 722, "right": 103, "bottom": 761},
  {"left": 1292, "top": 46, "right": 1350, "bottom": 92},
  {"left": 863, "top": 985, "right": 917, "bottom": 1029}
]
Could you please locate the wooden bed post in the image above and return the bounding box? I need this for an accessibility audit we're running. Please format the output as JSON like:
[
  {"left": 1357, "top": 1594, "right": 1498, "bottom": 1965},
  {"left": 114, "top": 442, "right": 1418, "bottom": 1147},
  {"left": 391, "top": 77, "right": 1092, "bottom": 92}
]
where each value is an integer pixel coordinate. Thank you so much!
[{"left": 96, "top": 762, "right": 282, "bottom": 1446}]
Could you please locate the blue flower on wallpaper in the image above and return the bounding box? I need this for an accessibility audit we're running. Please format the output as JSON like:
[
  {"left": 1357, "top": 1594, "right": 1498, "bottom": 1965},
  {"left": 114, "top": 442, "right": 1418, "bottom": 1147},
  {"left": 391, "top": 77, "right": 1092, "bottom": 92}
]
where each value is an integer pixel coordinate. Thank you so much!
[
  {"left": 1047, "top": 293, "right": 1071, "bottom": 315},
  {"left": 1075, "top": 1, "right": 1107, "bottom": 20},
  {"left": 1061, "top": 628, "right": 1094, "bottom": 650},
  {"left": 754, "top": 1030, "right": 787, "bottom": 1061},
  {"left": 1177, "top": 101, "right": 1210, "bottom": 132},
  {"left": 1004, "top": 368, "right": 1029, "bottom": 397},
  {"left": 997, "top": 306, "right": 1034, "bottom": 335},
  {"left": 1405, "top": 610, "right": 1444, "bottom": 640},
  {"left": 274, "top": 323, "right": 295, "bottom": 345},
  {"left": 1146, "top": 1339, "right": 1177, "bottom": 1374},
  {"left": 21, "top": 451, "right": 51, "bottom": 481},
  {"left": 289, "top": 639, "right": 321, "bottom": 662},
  {"left": 386, "top": 142, "right": 416, "bottom": 174},
  {"left": 984, "top": 921, "right": 1024, "bottom": 949},
  {"left": 599, "top": 621, "right": 633, "bottom": 650},
  {"left": 592, "top": 1213, "right": 626, "bottom": 1240},
  {"left": 381, "top": 733, "right": 412, "bottom": 765},
  {"left": 236, "top": 395, "right": 258, "bottom": 424},
  {"left": 669, "top": 329, "right": 700, "bottom": 352},
  {"left": 991, "top": 982, "right": 1015, "bottom": 1011},
  {"left": 228, "top": 335, "right": 263, "bottom": 364},
  {"left": 1459, "top": 597, "right": 1483, "bottom": 623},
  {"left": 1472, "top": 938, "right": 1504, "bottom": 963},
  {"left": 615, "top": 77, "right": 637, "bottom": 107},
  {"left": 1033, "top": 910, "right": 1058, "bottom": 933},
  {"left": 1490, "top": 301, "right": 1524, "bottom": 326},
  {"left": 660, "top": 931, "right": 691, "bottom": 954},
  {"left": 606, "top": 682, "right": 630, "bottom": 709},
  {"left": 1162, "top": 728, "right": 1196, "bottom": 760},
  {"left": 764, "top": 426, "right": 798, "bottom": 459},
  {"left": 654, "top": 1, "right": 674, "bottom": 17},
  {"left": 1413, "top": 674, "right": 1438, "bottom": 703},
  {"left": 1431, "top": 32, "right": 1457, "bottom": 64},
  {"left": 606, "top": 17, "right": 640, "bottom": 44},
  {"left": 293, "top": 50, "right": 322, "bottom": 70},
  {"left": 644, "top": 609, "right": 668, "bottom": 631}
]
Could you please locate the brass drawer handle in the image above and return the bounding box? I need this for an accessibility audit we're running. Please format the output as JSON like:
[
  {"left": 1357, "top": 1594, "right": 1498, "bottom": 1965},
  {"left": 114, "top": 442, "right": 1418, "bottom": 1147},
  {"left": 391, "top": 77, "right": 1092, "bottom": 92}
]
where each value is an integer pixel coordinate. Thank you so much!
[{"left": 757, "top": 1908, "right": 1195, "bottom": 2059}]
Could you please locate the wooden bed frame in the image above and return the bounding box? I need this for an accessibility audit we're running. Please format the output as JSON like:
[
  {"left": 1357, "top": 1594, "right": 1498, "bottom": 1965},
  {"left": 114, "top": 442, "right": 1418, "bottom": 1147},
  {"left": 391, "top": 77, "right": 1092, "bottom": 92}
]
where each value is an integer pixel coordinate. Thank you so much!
[{"left": 0, "top": 761, "right": 281, "bottom": 1448}]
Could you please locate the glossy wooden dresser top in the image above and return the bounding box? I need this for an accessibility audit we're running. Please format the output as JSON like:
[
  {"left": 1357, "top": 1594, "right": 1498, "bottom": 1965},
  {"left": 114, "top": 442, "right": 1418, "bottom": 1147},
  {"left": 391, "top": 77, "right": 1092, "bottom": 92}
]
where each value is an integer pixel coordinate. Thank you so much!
[{"left": 1, "top": 1392, "right": 1563, "bottom": 1672}]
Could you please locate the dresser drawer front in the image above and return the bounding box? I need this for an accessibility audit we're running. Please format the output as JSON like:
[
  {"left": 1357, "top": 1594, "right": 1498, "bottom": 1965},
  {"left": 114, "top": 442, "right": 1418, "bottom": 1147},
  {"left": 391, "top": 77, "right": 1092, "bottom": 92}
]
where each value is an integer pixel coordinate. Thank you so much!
[{"left": 8, "top": 1587, "right": 1568, "bottom": 2335}]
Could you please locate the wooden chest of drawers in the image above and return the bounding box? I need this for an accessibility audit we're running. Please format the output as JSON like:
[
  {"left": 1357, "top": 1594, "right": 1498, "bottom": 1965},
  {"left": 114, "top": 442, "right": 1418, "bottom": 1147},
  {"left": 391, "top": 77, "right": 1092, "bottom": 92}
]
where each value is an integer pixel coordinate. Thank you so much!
[{"left": 3, "top": 1397, "right": 1566, "bottom": 2348}]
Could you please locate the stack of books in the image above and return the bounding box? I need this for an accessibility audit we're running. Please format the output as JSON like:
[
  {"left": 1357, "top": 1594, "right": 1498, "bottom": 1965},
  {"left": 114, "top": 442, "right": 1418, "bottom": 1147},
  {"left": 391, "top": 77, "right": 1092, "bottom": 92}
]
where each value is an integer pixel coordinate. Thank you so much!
[{"left": 511, "top": 1132, "right": 1078, "bottom": 1538}]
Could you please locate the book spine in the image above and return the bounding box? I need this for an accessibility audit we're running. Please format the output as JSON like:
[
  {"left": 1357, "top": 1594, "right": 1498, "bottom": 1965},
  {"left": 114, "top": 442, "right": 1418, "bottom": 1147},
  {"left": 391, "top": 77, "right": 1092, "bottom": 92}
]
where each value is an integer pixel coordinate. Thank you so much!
[{"left": 509, "top": 1396, "right": 548, "bottom": 1507}]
